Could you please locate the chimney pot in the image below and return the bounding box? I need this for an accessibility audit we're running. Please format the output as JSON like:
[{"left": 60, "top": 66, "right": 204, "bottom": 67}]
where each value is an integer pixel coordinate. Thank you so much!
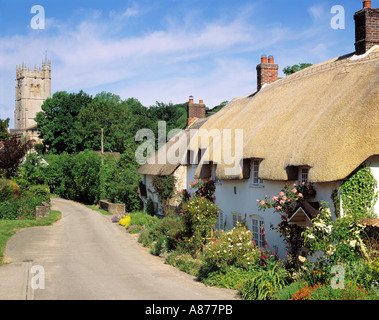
[
  {"left": 199, "top": 99, "right": 203, "bottom": 104},
  {"left": 256, "top": 55, "right": 279, "bottom": 91},
  {"left": 363, "top": 0, "right": 371, "bottom": 8},
  {"left": 189, "top": 95, "right": 194, "bottom": 104}
]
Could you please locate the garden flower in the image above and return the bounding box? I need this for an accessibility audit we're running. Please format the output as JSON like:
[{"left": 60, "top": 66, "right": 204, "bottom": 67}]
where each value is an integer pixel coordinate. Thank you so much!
[
  {"left": 307, "top": 234, "right": 315, "bottom": 239},
  {"left": 292, "top": 188, "right": 297, "bottom": 193},
  {"left": 298, "top": 193, "right": 303, "bottom": 197},
  {"left": 298, "top": 256, "right": 306, "bottom": 263},
  {"left": 260, "top": 200, "right": 265, "bottom": 205},
  {"left": 279, "top": 191, "right": 285, "bottom": 197},
  {"left": 350, "top": 240, "right": 357, "bottom": 247}
]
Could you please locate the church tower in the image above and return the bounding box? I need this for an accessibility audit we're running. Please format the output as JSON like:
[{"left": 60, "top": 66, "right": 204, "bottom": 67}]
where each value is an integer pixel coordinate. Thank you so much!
[{"left": 14, "top": 59, "right": 51, "bottom": 130}]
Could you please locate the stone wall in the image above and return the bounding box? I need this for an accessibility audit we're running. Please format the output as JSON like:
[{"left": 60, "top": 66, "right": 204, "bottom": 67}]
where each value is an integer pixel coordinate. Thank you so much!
[
  {"left": 99, "top": 200, "right": 125, "bottom": 214},
  {"left": 36, "top": 202, "right": 50, "bottom": 220}
]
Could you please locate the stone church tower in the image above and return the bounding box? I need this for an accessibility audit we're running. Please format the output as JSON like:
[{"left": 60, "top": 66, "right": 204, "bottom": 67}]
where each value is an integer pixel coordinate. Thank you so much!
[{"left": 14, "top": 59, "right": 51, "bottom": 130}]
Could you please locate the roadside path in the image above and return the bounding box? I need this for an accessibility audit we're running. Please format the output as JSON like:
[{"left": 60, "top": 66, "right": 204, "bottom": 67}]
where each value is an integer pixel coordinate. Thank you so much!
[{"left": 0, "top": 198, "right": 238, "bottom": 300}]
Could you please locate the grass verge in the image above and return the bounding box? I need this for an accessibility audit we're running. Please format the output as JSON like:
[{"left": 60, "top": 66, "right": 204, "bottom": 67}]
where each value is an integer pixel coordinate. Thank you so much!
[
  {"left": 0, "top": 210, "right": 62, "bottom": 266},
  {"left": 86, "top": 204, "right": 113, "bottom": 215}
]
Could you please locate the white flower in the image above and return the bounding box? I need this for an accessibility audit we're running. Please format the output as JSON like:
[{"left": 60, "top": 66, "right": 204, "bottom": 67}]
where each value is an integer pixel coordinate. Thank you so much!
[
  {"left": 307, "top": 234, "right": 315, "bottom": 239},
  {"left": 298, "top": 256, "right": 306, "bottom": 263},
  {"left": 350, "top": 240, "right": 357, "bottom": 247}
]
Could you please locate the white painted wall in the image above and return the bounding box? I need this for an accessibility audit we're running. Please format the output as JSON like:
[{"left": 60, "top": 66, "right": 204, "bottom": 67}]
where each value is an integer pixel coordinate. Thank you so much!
[{"left": 210, "top": 179, "right": 340, "bottom": 260}]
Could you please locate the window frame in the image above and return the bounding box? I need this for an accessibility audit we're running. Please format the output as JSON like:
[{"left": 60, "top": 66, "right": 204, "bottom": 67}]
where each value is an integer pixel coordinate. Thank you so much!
[
  {"left": 250, "top": 159, "right": 264, "bottom": 187},
  {"left": 250, "top": 215, "right": 265, "bottom": 249}
]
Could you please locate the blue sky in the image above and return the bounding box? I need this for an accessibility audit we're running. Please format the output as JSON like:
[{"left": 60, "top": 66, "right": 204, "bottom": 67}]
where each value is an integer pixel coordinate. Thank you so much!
[{"left": 0, "top": 0, "right": 364, "bottom": 128}]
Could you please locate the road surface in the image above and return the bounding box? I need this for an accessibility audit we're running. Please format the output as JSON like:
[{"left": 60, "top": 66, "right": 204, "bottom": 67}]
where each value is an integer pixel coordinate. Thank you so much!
[{"left": 0, "top": 198, "right": 238, "bottom": 300}]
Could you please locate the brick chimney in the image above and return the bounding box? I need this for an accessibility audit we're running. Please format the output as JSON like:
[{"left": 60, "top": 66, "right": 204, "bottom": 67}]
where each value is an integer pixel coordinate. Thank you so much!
[
  {"left": 187, "top": 96, "right": 206, "bottom": 126},
  {"left": 354, "top": 0, "right": 379, "bottom": 55},
  {"left": 256, "top": 55, "right": 278, "bottom": 91}
]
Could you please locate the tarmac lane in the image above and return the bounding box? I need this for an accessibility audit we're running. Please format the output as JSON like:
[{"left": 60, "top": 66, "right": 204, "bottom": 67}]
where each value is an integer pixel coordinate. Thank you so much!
[{"left": 0, "top": 197, "right": 238, "bottom": 300}]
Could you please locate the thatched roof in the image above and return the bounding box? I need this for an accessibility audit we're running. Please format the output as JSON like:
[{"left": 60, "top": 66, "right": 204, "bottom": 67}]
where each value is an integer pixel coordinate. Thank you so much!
[
  {"left": 137, "top": 117, "right": 209, "bottom": 176},
  {"left": 193, "top": 46, "right": 379, "bottom": 182}
]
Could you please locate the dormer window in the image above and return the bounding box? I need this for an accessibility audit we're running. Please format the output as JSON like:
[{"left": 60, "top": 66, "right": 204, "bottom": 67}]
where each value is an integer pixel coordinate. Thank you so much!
[
  {"left": 299, "top": 167, "right": 309, "bottom": 184},
  {"left": 250, "top": 159, "right": 264, "bottom": 186},
  {"left": 211, "top": 163, "right": 221, "bottom": 184}
]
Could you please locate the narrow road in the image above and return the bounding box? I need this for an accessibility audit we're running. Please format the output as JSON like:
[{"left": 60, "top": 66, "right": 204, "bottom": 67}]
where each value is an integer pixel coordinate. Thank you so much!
[{"left": 1, "top": 198, "right": 238, "bottom": 300}]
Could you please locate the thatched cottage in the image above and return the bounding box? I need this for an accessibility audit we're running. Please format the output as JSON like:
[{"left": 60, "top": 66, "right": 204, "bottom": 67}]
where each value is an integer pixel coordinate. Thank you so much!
[{"left": 138, "top": 2, "right": 379, "bottom": 258}]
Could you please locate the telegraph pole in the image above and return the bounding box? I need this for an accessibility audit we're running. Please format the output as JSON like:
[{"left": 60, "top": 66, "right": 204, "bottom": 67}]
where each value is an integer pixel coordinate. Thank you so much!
[{"left": 101, "top": 128, "right": 104, "bottom": 165}]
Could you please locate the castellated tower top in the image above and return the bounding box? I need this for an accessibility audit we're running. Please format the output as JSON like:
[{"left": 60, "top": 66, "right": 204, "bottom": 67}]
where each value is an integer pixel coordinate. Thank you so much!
[{"left": 14, "top": 59, "right": 51, "bottom": 130}]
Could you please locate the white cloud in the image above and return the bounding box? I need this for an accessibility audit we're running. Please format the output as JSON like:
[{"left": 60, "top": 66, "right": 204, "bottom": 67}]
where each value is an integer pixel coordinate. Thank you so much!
[{"left": 0, "top": 4, "right": 338, "bottom": 127}]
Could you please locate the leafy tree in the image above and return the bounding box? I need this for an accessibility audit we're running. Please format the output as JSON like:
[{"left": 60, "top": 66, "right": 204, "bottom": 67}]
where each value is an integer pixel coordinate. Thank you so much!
[
  {"left": 152, "top": 174, "right": 176, "bottom": 215},
  {"left": 0, "top": 118, "right": 10, "bottom": 141},
  {"left": 0, "top": 136, "right": 32, "bottom": 178},
  {"left": 75, "top": 92, "right": 136, "bottom": 153},
  {"left": 35, "top": 91, "right": 93, "bottom": 154},
  {"left": 100, "top": 144, "right": 142, "bottom": 212},
  {"left": 283, "top": 63, "right": 313, "bottom": 76},
  {"left": 17, "top": 151, "right": 48, "bottom": 186}
]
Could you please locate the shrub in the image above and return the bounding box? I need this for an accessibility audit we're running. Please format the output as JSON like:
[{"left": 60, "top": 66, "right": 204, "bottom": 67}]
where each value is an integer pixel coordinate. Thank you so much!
[
  {"left": 0, "top": 199, "right": 19, "bottom": 220},
  {"left": 150, "top": 234, "right": 169, "bottom": 257},
  {"left": 339, "top": 166, "right": 378, "bottom": 219},
  {"left": 201, "top": 225, "right": 261, "bottom": 273},
  {"left": 181, "top": 196, "right": 219, "bottom": 254},
  {"left": 23, "top": 184, "right": 50, "bottom": 204},
  {"left": 0, "top": 179, "right": 13, "bottom": 202},
  {"left": 202, "top": 265, "right": 254, "bottom": 290},
  {"left": 274, "top": 280, "right": 308, "bottom": 300},
  {"left": 111, "top": 213, "right": 128, "bottom": 223},
  {"left": 238, "top": 264, "right": 290, "bottom": 300},
  {"left": 119, "top": 216, "right": 131, "bottom": 228},
  {"left": 165, "top": 251, "right": 203, "bottom": 276},
  {"left": 291, "top": 281, "right": 378, "bottom": 300},
  {"left": 152, "top": 175, "right": 176, "bottom": 215},
  {"left": 157, "top": 216, "right": 186, "bottom": 251}
]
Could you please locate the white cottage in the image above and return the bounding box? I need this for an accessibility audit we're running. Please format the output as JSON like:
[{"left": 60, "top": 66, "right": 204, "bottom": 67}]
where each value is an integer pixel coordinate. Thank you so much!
[{"left": 138, "top": 2, "right": 379, "bottom": 259}]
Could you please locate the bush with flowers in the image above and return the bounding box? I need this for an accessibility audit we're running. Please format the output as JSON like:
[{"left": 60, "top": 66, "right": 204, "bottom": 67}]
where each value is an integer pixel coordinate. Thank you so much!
[
  {"left": 180, "top": 179, "right": 216, "bottom": 204},
  {"left": 300, "top": 202, "right": 370, "bottom": 284},
  {"left": 180, "top": 195, "right": 219, "bottom": 254},
  {"left": 291, "top": 281, "right": 378, "bottom": 300},
  {"left": 200, "top": 224, "right": 261, "bottom": 273},
  {"left": 119, "top": 215, "right": 131, "bottom": 228},
  {"left": 257, "top": 182, "right": 316, "bottom": 267}
]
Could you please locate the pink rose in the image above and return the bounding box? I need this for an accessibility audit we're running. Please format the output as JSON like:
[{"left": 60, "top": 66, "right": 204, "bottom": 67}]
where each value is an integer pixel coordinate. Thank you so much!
[
  {"left": 298, "top": 193, "right": 303, "bottom": 197},
  {"left": 292, "top": 188, "right": 297, "bottom": 193},
  {"left": 260, "top": 200, "right": 265, "bottom": 205}
]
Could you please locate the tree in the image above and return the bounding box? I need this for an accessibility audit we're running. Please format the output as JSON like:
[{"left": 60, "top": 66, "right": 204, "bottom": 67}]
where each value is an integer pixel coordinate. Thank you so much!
[
  {"left": 35, "top": 91, "right": 93, "bottom": 154},
  {"left": 0, "top": 136, "right": 32, "bottom": 178},
  {"left": 17, "top": 151, "right": 48, "bottom": 186},
  {"left": 152, "top": 174, "right": 176, "bottom": 215},
  {"left": 75, "top": 92, "right": 136, "bottom": 153},
  {"left": 283, "top": 63, "right": 313, "bottom": 76},
  {"left": 0, "top": 118, "right": 10, "bottom": 141}
]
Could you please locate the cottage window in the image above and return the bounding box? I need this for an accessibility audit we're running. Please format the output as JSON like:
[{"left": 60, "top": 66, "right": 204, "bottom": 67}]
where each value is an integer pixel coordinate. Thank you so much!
[
  {"left": 300, "top": 167, "right": 309, "bottom": 184},
  {"left": 250, "top": 215, "right": 265, "bottom": 249},
  {"left": 232, "top": 212, "right": 242, "bottom": 228},
  {"left": 250, "top": 159, "right": 264, "bottom": 186},
  {"left": 211, "top": 163, "right": 221, "bottom": 184},
  {"left": 216, "top": 210, "right": 225, "bottom": 231}
]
